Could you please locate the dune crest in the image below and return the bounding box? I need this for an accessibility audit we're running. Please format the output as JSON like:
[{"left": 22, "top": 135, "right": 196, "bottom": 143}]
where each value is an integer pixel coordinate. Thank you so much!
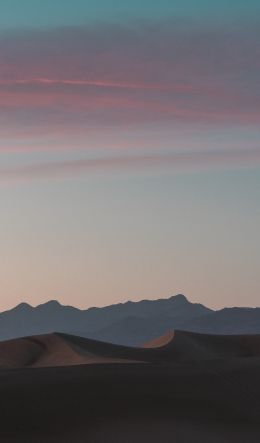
[{"left": 142, "top": 331, "right": 175, "bottom": 348}]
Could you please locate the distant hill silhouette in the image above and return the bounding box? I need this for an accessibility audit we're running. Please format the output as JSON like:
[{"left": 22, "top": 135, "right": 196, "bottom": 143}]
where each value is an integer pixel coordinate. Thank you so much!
[{"left": 0, "top": 294, "right": 260, "bottom": 345}]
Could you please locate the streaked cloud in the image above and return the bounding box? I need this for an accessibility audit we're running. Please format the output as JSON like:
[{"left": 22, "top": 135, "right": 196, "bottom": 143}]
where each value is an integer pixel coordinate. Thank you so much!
[
  {"left": 0, "top": 77, "right": 191, "bottom": 92},
  {"left": 1, "top": 148, "right": 259, "bottom": 184},
  {"left": 0, "top": 19, "right": 259, "bottom": 154}
]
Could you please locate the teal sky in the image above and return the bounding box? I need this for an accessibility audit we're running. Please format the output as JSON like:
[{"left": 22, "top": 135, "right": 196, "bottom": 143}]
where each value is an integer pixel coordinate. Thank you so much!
[
  {"left": 0, "top": 0, "right": 260, "bottom": 28},
  {"left": 0, "top": 1, "right": 259, "bottom": 310}
]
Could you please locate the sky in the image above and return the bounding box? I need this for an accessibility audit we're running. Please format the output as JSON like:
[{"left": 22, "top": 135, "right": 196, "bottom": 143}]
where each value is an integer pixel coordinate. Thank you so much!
[{"left": 0, "top": 1, "right": 259, "bottom": 310}]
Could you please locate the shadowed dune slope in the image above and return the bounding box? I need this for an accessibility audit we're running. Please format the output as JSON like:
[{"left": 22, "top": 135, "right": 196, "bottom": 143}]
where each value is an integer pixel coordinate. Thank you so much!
[
  {"left": 1, "top": 330, "right": 260, "bottom": 368},
  {"left": 152, "top": 330, "right": 260, "bottom": 361}
]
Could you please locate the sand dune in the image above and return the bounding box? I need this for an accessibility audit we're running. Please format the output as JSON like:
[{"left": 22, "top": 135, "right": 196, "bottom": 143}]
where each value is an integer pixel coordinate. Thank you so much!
[
  {"left": 0, "top": 333, "right": 144, "bottom": 368},
  {"left": 1, "top": 329, "right": 260, "bottom": 369},
  {"left": 146, "top": 330, "right": 260, "bottom": 361},
  {"left": 1, "top": 330, "right": 260, "bottom": 441}
]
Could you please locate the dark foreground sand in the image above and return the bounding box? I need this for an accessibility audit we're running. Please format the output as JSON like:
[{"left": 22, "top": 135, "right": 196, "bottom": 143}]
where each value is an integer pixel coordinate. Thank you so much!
[{"left": 0, "top": 330, "right": 260, "bottom": 442}]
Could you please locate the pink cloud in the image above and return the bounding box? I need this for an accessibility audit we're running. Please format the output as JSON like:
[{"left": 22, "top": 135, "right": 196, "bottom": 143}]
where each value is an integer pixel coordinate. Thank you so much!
[
  {"left": 0, "top": 22, "right": 259, "bottom": 103},
  {"left": 0, "top": 77, "right": 194, "bottom": 92},
  {"left": 0, "top": 21, "right": 259, "bottom": 153},
  {"left": 1, "top": 148, "right": 259, "bottom": 185}
]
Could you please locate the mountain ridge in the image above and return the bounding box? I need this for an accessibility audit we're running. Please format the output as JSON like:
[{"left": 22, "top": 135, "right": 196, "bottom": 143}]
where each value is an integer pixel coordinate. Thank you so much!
[{"left": 0, "top": 294, "right": 260, "bottom": 345}]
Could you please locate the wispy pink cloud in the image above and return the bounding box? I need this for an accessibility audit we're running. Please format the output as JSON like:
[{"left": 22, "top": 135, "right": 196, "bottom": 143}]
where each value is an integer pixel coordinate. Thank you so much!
[
  {"left": 0, "top": 77, "right": 193, "bottom": 92},
  {"left": 1, "top": 22, "right": 259, "bottom": 107},
  {"left": 1, "top": 149, "right": 259, "bottom": 185},
  {"left": 0, "top": 20, "right": 259, "bottom": 153}
]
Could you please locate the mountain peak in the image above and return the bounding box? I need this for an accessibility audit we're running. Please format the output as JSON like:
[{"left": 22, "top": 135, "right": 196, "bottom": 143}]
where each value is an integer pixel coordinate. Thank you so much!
[
  {"left": 13, "top": 302, "right": 32, "bottom": 311},
  {"left": 170, "top": 294, "right": 188, "bottom": 303},
  {"left": 37, "top": 300, "right": 62, "bottom": 309}
]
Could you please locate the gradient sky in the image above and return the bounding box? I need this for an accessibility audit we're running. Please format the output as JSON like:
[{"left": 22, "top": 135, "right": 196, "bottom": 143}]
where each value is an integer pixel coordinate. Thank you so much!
[{"left": 0, "top": 1, "right": 259, "bottom": 310}]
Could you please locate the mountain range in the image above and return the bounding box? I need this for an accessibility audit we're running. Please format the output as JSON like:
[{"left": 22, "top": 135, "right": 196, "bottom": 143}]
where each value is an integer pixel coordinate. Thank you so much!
[{"left": 0, "top": 294, "right": 260, "bottom": 345}]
